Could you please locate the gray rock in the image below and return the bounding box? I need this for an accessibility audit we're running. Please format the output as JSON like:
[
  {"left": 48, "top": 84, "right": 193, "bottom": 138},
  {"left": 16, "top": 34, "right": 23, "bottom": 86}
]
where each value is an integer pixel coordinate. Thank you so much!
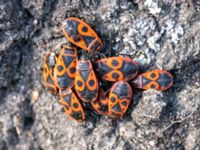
[
  {"left": 132, "top": 90, "right": 166, "bottom": 125},
  {"left": 0, "top": 0, "right": 200, "bottom": 149}
]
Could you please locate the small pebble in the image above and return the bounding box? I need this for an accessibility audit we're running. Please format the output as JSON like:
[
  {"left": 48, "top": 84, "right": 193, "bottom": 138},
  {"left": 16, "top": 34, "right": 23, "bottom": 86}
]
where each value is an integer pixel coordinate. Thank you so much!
[
  {"left": 149, "top": 140, "right": 156, "bottom": 146},
  {"left": 119, "top": 127, "right": 126, "bottom": 137},
  {"left": 33, "top": 19, "right": 38, "bottom": 25},
  {"left": 31, "top": 90, "right": 40, "bottom": 102}
]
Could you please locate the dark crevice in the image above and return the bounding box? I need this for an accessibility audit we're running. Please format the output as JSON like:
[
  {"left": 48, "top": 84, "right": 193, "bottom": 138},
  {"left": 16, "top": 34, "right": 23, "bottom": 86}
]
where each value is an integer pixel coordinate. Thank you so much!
[
  {"left": 157, "top": 58, "right": 200, "bottom": 125},
  {"left": 0, "top": 36, "right": 35, "bottom": 147},
  {"left": 20, "top": 98, "right": 35, "bottom": 130},
  {"left": 0, "top": 39, "right": 33, "bottom": 91},
  {"left": 0, "top": 140, "right": 8, "bottom": 150},
  {"left": 0, "top": 87, "right": 7, "bottom": 105},
  {"left": 1, "top": 0, "right": 34, "bottom": 32},
  {"left": 6, "top": 127, "right": 19, "bottom": 145},
  {"left": 123, "top": 141, "right": 135, "bottom": 150}
]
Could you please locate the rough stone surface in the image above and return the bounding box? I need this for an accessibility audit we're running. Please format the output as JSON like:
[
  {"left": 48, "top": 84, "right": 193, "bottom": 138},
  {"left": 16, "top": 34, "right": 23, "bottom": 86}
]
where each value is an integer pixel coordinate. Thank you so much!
[{"left": 0, "top": 0, "right": 200, "bottom": 149}]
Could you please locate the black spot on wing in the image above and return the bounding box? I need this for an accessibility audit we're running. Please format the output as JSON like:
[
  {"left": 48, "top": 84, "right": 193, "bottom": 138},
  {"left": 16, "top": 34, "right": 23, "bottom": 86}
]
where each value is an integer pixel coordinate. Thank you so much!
[
  {"left": 70, "top": 67, "right": 76, "bottom": 74},
  {"left": 82, "top": 26, "right": 88, "bottom": 32},
  {"left": 110, "top": 96, "right": 116, "bottom": 103},
  {"left": 70, "top": 111, "right": 84, "bottom": 120},
  {"left": 77, "top": 80, "right": 83, "bottom": 87},
  {"left": 57, "top": 65, "right": 64, "bottom": 72},
  {"left": 112, "top": 72, "right": 119, "bottom": 79},
  {"left": 112, "top": 60, "right": 119, "bottom": 66},
  {"left": 73, "top": 102, "right": 79, "bottom": 108},
  {"left": 89, "top": 80, "right": 95, "bottom": 86},
  {"left": 151, "top": 73, "right": 156, "bottom": 78},
  {"left": 121, "top": 101, "right": 127, "bottom": 106}
]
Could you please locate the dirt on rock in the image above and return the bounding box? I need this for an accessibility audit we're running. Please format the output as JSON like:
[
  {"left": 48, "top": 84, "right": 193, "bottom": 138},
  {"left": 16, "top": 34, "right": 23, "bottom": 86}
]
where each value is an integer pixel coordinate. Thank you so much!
[{"left": 0, "top": 0, "right": 200, "bottom": 150}]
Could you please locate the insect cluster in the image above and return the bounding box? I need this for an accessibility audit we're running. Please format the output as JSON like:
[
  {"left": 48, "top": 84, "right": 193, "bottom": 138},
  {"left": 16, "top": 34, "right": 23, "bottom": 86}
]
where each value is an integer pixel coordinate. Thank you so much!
[{"left": 43, "top": 17, "right": 173, "bottom": 122}]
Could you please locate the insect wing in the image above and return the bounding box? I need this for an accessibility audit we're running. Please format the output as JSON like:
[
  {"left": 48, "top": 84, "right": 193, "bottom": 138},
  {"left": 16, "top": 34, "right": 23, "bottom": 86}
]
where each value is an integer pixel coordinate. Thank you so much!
[
  {"left": 59, "top": 89, "right": 85, "bottom": 122},
  {"left": 108, "top": 81, "right": 132, "bottom": 118},
  {"left": 43, "top": 51, "right": 57, "bottom": 94},
  {"left": 132, "top": 70, "right": 173, "bottom": 91},
  {"left": 91, "top": 88, "right": 109, "bottom": 115},
  {"left": 63, "top": 17, "right": 103, "bottom": 52},
  {"left": 96, "top": 57, "right": 138, "bottom": 82},
  {"left": 54, "top": 45, "right": 77, "bottom": 89},
  {"left": 75, "top": 59, "right": 99, "bottom": 102}
]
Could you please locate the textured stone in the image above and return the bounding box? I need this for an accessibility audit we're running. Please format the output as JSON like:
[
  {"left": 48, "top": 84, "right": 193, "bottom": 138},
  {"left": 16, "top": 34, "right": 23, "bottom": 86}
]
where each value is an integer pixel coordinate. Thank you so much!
[
  {"left": 0, "top": 0, "right": 200, "bottom": 149},
  {"left": 132, "top": 90, "right": 166, "bottom": 125}
]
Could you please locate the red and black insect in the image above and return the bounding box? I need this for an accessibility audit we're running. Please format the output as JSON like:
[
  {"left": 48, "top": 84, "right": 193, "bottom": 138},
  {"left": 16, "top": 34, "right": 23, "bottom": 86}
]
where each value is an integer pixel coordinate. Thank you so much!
[
  {"left": 59, "top": 88, "right": 85, "bottom": 122},
  {"left": 54, "top": 45, "right": 77, "bottom": 89},
  {"left": 91, "top": 88, "right": 109, "bottom": 115},
  {"left": 132, "top": 70, "right": 173, "bottom": 91},
  {"left": 43, "top": 51, "right": 57, "bottom": 94},
  {"left": 42, "top": 17, "right": 174, "bottom": 123},
  {"left": 96, "top": 56, "right": 139, "bottom": 82},
  {"left": 62, "top": 17, "right": 103, "bottom": 52},
  {"left": 74, "top": 57, "right": 99, "bottom": 102},
  {"left": 108, "top": 81, "right": 132, "bottom": 118}
]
